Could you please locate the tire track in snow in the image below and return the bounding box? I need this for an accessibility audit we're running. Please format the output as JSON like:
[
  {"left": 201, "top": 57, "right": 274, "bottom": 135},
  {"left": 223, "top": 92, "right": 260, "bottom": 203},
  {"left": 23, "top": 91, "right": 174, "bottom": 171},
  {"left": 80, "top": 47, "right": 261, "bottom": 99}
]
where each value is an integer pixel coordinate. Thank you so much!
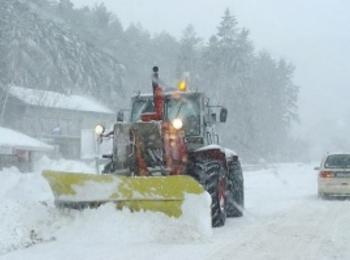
[{"left": 207, "top": 199, "right": 350, "bottom": 260}]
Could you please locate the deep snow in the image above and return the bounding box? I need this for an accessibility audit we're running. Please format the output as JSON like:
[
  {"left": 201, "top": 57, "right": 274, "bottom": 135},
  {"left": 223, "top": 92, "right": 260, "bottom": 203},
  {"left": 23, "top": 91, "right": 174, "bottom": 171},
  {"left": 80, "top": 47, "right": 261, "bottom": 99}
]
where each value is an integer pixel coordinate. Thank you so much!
[{"left": 1, "top": 159, "right": 350, "bottom": 260}]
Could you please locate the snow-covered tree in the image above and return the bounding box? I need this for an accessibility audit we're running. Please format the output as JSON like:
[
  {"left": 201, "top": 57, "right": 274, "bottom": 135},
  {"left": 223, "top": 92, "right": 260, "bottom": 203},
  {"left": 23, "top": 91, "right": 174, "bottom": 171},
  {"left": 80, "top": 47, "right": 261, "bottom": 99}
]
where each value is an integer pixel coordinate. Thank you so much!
[
  {"left": 0, "top": 1, "right": 300, "bottom": 161},
  {"left": 176, "top": 25, "right": 202, "bottom": 87},
  {"left": 0, "top": 0, "right": 125, "bottom": 107}
]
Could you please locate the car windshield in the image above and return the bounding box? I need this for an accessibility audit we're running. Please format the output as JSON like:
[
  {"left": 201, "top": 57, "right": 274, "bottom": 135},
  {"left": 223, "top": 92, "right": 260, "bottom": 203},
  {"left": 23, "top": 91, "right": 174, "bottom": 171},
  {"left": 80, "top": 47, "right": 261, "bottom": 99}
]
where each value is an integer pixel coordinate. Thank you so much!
[
  {"left": 165, "top": 95, "right": 200, "bottom": 135},
  {"left": 130, "top": 98, "right": 154, "bottom": 122},
  {"left": 324, "top": 154, "right": 350, "bottom": 168}
]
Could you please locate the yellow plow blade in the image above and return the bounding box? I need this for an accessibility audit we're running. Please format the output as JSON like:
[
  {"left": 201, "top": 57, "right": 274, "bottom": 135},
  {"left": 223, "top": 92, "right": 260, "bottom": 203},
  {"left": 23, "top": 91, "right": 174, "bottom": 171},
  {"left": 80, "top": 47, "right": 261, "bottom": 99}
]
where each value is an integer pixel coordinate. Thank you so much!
[{"left": 42, "top": 170, "right": 206, "bottom": 218}]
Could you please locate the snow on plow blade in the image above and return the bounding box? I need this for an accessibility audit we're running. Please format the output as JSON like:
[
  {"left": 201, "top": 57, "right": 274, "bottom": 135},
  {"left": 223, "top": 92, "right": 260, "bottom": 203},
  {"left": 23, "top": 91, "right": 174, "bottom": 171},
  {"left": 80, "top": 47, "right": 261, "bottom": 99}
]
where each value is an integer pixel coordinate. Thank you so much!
[{"left": 42, "top": 170, "right": 206, "bottom": 218}]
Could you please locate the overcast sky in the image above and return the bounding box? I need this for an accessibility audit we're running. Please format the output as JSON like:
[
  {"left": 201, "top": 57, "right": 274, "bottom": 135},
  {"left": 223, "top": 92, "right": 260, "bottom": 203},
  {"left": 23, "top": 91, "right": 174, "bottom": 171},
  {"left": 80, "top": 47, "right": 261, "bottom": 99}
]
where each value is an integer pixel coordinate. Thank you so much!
[{"left": 72, "top": 0, "right": 350, "bottom": 149}]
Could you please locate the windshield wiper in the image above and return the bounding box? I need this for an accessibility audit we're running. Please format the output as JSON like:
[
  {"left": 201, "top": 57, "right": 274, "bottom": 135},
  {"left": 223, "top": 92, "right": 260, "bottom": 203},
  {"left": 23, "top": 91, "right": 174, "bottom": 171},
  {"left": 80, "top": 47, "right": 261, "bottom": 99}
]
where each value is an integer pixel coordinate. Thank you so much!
[{"left": 175, "top": 102, "right": 184, "bottom": 118}]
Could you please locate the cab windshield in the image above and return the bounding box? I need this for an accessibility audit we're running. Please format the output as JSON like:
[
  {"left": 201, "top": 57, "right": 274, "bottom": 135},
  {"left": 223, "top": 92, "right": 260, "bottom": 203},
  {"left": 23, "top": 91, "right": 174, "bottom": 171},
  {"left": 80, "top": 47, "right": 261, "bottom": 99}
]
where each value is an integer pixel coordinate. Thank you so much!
[
  {"left": 165, "top": 96, "right": 200, "bottom": 135},
  {"left": 130, "top": 98, "right": 154, "bottom": 122}
]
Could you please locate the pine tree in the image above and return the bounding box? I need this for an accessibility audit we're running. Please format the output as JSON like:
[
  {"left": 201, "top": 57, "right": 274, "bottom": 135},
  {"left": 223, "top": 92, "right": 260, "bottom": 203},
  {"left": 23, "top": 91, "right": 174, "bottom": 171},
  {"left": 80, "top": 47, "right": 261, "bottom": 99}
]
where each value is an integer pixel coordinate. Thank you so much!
[
  {"left": 176, "top": 25, "right": 202, "bottom": 87},
  {"left": 0, "top": 1, "right": 300, "bottom": 161},
  {"left": 152, "top": 32, "right": 179, "bottom": 85},
  {"left": 217, "top": 8, "right": 238, "bottom": 46},
  {"left": 201, "top": 8, "right": 253, "bottom": 97},
  {"left": 92, "top": 3, "right": 111, "bottom": 29},
  {"left": 57, "top": 0, "right": 74, "bottom": 22}
]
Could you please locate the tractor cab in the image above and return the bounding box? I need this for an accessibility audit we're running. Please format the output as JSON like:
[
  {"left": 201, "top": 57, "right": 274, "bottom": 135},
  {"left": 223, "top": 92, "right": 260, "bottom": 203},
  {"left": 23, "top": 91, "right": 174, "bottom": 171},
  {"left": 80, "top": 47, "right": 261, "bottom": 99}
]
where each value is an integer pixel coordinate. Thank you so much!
[
  {"left": 129, "top": 91, "right": 227, "bottom": 150},
  {"left": 131, "top": 92, "right": 200, "bottom": 134}
]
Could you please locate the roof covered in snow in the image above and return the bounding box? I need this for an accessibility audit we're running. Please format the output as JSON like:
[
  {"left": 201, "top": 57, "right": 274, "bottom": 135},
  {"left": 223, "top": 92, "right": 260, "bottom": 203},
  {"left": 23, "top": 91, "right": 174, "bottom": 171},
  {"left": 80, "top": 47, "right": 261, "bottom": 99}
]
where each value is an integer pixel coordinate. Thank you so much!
[
  {"left": 8, "top": 86, "right": 114, "bottom": 114},
  {"left": 0, "top": 127, "right": 53, "bottom": 152}
]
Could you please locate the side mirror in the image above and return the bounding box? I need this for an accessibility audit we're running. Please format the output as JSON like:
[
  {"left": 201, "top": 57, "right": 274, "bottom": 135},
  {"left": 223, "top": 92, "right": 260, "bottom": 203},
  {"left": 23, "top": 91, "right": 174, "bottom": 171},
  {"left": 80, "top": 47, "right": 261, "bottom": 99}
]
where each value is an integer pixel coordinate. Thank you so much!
[
  {"left": 220, "top": 107, "right": 228, "bottom": 122},
  {"left": 117, "top": 111, "right": 124, "bottom": 122},
  {"left": 314, "top": 166, "right": 320, "bottom": 171}
]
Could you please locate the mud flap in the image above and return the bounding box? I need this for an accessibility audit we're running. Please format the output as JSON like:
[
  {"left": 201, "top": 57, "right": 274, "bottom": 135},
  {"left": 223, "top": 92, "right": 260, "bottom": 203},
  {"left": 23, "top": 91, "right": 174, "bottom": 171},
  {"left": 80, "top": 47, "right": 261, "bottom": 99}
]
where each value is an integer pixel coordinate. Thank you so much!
[{"left": 42, "top": 170, "right": 207, "bottom": 218}]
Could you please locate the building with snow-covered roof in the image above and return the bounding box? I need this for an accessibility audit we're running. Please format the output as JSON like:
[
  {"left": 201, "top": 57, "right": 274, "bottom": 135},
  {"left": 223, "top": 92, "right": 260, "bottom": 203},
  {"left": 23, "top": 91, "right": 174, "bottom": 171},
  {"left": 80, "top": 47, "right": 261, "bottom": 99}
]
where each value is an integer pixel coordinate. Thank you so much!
[
  {"left": 8, "top": 86, "right": 113, "bottom": 114},
  {"left": 0, "top": 86, "right": 115, "bottom": 159},
  {"left": 0, "top": 127, "right": 53, "bottom": 152},
  {"left": 0, "top": 127, "right": 53, "bottom": 171}
]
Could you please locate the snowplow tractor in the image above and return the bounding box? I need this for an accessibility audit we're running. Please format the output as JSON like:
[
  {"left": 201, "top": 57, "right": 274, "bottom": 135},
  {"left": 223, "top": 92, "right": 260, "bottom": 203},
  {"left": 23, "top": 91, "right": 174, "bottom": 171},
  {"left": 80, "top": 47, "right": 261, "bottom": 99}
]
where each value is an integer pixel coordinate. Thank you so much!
[{"left": 42, "top": 67, "right": 244, "bottom": 227}]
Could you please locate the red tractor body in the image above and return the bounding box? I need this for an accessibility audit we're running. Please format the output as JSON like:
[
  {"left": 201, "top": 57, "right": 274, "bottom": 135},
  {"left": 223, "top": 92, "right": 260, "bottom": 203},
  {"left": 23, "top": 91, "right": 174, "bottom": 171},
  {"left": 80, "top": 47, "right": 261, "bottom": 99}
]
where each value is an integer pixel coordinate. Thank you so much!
[{"left": 102, "top": 67, "right": 244, "bottom": 227}]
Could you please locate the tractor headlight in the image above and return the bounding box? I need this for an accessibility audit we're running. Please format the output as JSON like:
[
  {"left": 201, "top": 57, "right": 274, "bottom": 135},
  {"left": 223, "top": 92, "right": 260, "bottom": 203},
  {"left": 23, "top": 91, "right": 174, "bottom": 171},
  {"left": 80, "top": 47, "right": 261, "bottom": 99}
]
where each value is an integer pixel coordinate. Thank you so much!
[
  {"left": 172, "top": 118, "right": 183, "bottom": 130},
  {"left": 95, "top": 124, "right": 105, "bottom": 135}
]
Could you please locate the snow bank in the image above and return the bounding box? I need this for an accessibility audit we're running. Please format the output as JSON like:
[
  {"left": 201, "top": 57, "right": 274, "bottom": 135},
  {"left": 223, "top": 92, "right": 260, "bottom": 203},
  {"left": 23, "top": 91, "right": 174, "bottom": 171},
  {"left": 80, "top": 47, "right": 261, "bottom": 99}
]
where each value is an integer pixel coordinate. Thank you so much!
[
  {"left": 3, "top": 162, "right": 350, "bottom": 260},
  {"left": 0, "top": 157, "right": 212, "bottom": 258},
  {"left": 34, "top": 156, "right": 95, "bottom": 173},
  {"left": 180, "top": 193, "right": 212, "bottom": 238},
  {"left": 55, "top": 201, "right": 211, "bottom": 246},
  {"left": 0, "top": 200, "right": 59, "bottom": 255},
  {"left": 0, "top": 158, "right": 93, "bottom": 255},
  {"left": 0, "top": 165, "right": 57, "bottom": 255}
]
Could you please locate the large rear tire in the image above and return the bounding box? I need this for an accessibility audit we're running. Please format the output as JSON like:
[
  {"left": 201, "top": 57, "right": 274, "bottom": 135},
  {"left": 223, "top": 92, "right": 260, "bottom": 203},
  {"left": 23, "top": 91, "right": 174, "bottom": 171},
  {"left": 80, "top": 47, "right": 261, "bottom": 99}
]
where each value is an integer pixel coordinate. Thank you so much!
[
  {"left": 191, "top": 159, "right": 226, "bottom": 227},
  {"left": 206, "top": 170, "right": 226, "bottom": 227},
  {"left": 226, "top": 159, "right": 244, "bottom": 217}
]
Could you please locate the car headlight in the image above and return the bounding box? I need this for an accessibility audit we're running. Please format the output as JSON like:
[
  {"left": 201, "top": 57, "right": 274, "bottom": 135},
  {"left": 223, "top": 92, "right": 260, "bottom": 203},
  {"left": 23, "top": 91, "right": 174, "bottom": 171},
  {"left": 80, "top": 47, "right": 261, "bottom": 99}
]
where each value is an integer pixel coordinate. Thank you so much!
[
  {"left": 95, "top": 124, "right": 105, "bottom": 135},
  {"left": 172, "top": 118, "right": 183, "bottom": 130}
]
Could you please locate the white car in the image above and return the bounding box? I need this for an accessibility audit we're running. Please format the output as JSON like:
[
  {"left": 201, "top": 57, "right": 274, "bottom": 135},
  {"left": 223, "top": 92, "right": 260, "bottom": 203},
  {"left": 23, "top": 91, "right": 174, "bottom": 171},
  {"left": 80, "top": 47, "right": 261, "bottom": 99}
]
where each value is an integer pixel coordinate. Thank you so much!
[{"left": 316, "top": 153, "right": 350, "bottom": 198}]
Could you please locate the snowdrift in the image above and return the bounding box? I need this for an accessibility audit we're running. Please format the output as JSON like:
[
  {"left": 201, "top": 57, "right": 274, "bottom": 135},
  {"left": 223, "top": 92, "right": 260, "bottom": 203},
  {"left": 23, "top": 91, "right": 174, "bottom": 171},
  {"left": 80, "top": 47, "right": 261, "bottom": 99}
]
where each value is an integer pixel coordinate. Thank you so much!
[{"left": 0, "top": 157, "right": 212, "bottom": 257}]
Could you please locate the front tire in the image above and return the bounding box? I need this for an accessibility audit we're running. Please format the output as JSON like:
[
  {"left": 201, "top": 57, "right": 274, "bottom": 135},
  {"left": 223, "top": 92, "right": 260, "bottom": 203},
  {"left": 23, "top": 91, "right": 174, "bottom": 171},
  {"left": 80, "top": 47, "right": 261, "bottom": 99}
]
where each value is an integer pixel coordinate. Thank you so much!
[
  {"left": 207, "top": 171, "right": 226, "bottom": 227},
  {"left": 189, "top": 155, "right": 227, "bottom": 227},
  {"left": 226, "top": 159, "right": 244, "bottom": 217}
]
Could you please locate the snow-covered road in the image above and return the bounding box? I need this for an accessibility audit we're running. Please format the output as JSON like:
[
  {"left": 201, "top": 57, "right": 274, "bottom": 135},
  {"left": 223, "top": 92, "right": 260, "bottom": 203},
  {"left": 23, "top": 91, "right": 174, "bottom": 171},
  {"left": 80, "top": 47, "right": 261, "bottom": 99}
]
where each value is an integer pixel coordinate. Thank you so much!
[{"left": 1, "top": 159, "right": 350, "bottom": 260}]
